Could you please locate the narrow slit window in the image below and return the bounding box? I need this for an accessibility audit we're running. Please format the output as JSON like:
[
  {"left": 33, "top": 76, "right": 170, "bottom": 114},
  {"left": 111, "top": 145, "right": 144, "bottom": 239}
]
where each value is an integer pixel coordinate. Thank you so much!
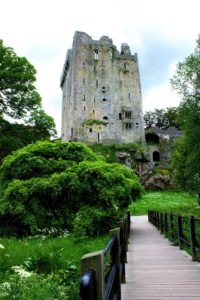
[
  {"left": 119, "top": 113, "right": 122, "bottom": 120},
  {"left": 93, "top": 110, "right": 95, "bottom": 114},
  {"left": 94, "top": 97, "right": 95, "bottom": 103},
  {"left": 84, "top": 106, "right": 86, "bottom": 111},
  {"left": 125, "top": 111, "right": 132, "bottom": 118},
  {"left": 83, "top": 78, "right": 85, "bottom": 84},
  {"left": 125, "top": 123, "right": 133, "bottom": 130},
  {"left": 89, "top": 128, "right": 92, "bottom": 133},
  {"left": 96, "top": 80, "right": 98, "bottom": 88},
  {"left": 83, "top": 94, "right": 85, "bottom": 101},
  {"left": 94, "top": 49, "right": 99, "bottom": 60}
]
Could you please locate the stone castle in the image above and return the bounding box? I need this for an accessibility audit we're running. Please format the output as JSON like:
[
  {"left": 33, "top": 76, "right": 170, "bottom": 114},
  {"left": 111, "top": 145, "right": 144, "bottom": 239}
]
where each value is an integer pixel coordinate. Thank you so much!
[{"left": 60, "top": 31, "right": 145, "bottom": 144}]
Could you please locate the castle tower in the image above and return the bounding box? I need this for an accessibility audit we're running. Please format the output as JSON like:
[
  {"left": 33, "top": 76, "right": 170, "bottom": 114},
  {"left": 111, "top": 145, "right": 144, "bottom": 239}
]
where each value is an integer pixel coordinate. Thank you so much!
[{"left": 60, "top": 31, "right": 145, "bottom": 144}]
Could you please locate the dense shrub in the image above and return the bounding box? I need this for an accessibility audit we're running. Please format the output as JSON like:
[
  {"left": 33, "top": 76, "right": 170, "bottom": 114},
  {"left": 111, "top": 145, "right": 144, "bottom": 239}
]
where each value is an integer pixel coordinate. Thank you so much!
[
  {"left": 72, "top": 206, "right": 120, "bottom": 237},
  {"left": 0, "top": 141, "right": 143, "bottom": 236}
]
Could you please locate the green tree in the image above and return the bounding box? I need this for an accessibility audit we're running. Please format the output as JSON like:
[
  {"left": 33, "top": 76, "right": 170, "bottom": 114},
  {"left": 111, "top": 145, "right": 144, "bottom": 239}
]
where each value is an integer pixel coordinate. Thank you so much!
[
  {"left": 0, "top": 40, "right": 41, "bottom": 119},
  {"left": 171, "top": 36, "right": 200, "bottom": 196},
  {"left": 0, "top": 40, "right": 56, "bottom": 160},
  {"left": 144, "top": 107, "right": 178, "bottom": 129},
  {"left": 0, "top": 141, "right": 143, "bottom": 236}
]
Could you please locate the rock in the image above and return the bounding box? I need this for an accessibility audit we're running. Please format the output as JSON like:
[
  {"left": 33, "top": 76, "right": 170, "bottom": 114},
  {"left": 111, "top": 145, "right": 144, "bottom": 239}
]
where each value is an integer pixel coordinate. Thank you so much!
[{"left": 144, "top": 173, "right": 171, "bottom": 190}]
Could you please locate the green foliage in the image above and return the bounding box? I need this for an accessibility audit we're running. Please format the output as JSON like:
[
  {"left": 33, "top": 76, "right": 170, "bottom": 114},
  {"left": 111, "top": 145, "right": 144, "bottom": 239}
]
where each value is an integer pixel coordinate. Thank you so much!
[
  {"left": 0, "top": 40, "right": 57, "bottom": 161},
  {"left": 171, "top": 36, "right": 200, "bottom": 195},
  {"left": 0, "top": 234, "right": 108, "bottom": 299},
  {"left": 0, "top": 141, "right": 142, "bottom": 236},
  {"left": 144, "top": 107, "right": 179, "bottom": 129},
  {"left": 0, "top": 40, "right": 40, "bottom": 119},
  {"left": 82, "top": 119, "right": 108, "bottom": 126},
  {"left": 90, "top": 143, "right": 143, "bottom": 163},
  {"left": 129, "top": 190, "right": 200, "bottom": 216},
  {"left": 73, "top": 206, "right": 120, "bottom": 237},
  {"left": 0, "top": 117, "right": 56, "bottom": 163}
]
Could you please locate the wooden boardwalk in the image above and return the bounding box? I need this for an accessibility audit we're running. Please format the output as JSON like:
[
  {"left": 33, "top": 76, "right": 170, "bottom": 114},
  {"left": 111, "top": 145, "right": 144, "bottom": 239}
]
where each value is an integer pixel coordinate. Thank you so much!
[{"left": 121, "top": 215, "right": 200, "bottom": 300}]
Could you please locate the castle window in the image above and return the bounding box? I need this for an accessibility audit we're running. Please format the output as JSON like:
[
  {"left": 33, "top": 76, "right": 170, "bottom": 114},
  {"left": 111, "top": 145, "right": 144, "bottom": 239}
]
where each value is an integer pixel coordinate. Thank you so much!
[
  {"left": 124, "top": 62, "right": 127, "bottom": 70},
  {"left": 71, "top": 128, "right": 73, "bottom": 138},
  {"left": 102, "top": 86, "right": 106, "bottom": 93},
  {"left": 129, "top": 93, "right": 131, "bottom": 99},
  {"left": 94, "top": 66, "right": 96, "bottom": 72},
  {"left": 94, "top": 49, "right": 99, "bottom": 60},
  {"left": 98, "top": 132, "right": 100, "bottom": 143},
  {"left": 89, "top": 128, "right": 92, "bottom": 133},
  {"left": 83, "top": 78, "right": 85, "bottom": 84},
  {"left": 93, "top": 110, "right": 95, "bottom": 114},
  {"left": 102, "top": 97, "right": 107, "bottom": 101},
  {"left": 96, "top": 80, "right": 98, "bottom": 88},
  {"left": 103, "top": 116, "right": 108, "bottom": 120},
  {"left": 84, "top": 106, "right": 86, "bottom": 111},
  {"left": 135, "top": 122, "right": 139, "bottom": 127},
  {"left": 119, "top": 113, "right": 122, "bottom": 120},
  {"left": 83, "top": 61, "right": 85, "bottom": 66},
  {"left": 94, "top": 97, "right": 95, "bottom": 103},
  {"left": 125, "top": 111, "right": 132, "bottom": 118},
  {"left": 125, "top": 123, "right": 132, "bottom": 130},
  {"left": 83, "top": 94, "right": 85, "bottom": 101}
]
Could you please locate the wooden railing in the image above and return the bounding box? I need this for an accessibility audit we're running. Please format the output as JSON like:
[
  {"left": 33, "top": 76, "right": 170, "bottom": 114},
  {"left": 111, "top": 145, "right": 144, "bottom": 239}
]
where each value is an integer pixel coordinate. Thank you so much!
[
  {"left": 80, "top": 212, "right": 130, "bottom": 300},
  {"left": 148, "top": 210, "right": 200, "bottom": 261}
]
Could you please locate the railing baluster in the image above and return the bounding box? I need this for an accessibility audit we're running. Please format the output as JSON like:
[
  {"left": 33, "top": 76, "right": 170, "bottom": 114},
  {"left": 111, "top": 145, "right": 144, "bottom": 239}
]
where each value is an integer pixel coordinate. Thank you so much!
[{"left": 190, "top": 216, "right": 197, "bottom": 261}]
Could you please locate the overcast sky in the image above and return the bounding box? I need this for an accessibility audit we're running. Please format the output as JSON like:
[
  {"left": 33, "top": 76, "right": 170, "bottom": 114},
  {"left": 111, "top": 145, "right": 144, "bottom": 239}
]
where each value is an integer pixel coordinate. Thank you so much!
[{"left": 1, "top": 0, "right": 199, "bottom": 136}]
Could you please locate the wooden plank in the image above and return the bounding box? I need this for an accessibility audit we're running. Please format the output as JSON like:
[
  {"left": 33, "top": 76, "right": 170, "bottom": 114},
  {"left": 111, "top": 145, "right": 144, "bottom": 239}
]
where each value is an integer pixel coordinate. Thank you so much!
[{"left": 121, "top": 216, "right": 200, "bottom": 300}]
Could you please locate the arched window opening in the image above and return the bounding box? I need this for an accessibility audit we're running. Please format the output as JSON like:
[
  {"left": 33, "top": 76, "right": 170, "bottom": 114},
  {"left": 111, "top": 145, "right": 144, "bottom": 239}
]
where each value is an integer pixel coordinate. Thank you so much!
[
  {"left": 102, "top": 97, "right": 107, "bottom": 101},
  {"left": 102, "top": 86, "right": 106, "bottom": 93},
  {"left": 153, "top": 151, "right": 160, "bottom": 162},
  {"left": 89, "top": 128, "right": 92, "bottom": 133},
  {"left": 145, "top": 133, "right": 159, "bottom": 145},
  {"left": 103, "top": 116, "right": 108, "bottom": 120}
]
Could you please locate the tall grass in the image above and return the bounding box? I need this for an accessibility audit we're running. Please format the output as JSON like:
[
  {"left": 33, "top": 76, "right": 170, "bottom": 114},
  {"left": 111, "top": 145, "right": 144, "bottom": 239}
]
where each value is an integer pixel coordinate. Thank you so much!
[{"left": 0, "top": 234, "right": 108, "bottom": 299}]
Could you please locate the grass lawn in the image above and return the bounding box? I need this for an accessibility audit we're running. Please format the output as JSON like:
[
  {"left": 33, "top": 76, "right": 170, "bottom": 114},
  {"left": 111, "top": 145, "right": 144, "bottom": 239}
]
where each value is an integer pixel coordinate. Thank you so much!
[
  {"left": 0, "top": 234, "right": 108, "bottom": 299},
  {"left": 130, "top": 190, "right": 200, "bottom": 216}
]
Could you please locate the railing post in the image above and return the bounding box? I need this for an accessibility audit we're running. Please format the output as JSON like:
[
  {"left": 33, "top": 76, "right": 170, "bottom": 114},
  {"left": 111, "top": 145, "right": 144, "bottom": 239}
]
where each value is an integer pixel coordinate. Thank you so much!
[
  {"left": 189, "top": 216, "right": 197, "bottom": 261},
  {"left": 110, "top": 228, "right": 122, "bottom": 298},
  {"left": 81, "top": 250, "right": 104, "bottom": 300},
  {"left": 160, "top": 213, "right": 164, "bottom": 233},
  {"left": 169, "top": 213, "right": 174, "bottom": 240},
  {"left": 164, "top": 213, "right": 168, "bottom": 233},
  {"left": 127, "top": 211, "right": 131, "bottom": 235},
  {"left": 177, "top": 215, "right": 183, "bottom": 249}
]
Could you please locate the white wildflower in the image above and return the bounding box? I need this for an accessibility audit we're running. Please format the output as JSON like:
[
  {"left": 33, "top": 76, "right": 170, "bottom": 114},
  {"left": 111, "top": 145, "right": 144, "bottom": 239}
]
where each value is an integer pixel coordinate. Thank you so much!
[
  {"left": 0, "top": 244, "right": 5, "bottom": 250},
  {"left": 1, "top": 282, "right": 11, "bottom": 292},
  {"left": 11, "top": 266, "right": 32, "bottom": 278}
]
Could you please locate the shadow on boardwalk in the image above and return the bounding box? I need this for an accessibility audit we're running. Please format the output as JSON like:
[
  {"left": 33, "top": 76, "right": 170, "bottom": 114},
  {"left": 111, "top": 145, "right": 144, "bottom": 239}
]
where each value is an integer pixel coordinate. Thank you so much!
[{"left": 121, "top": 215, "right": 200, "bottom": 300}]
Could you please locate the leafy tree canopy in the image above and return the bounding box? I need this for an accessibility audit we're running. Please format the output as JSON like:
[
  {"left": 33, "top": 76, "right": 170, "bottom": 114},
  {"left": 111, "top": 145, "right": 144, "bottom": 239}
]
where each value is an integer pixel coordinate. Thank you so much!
[
  {"left": 144, "top": 107, "right": 179, "bottom": 130},
  {"left": 0, "top": 40, "right": 41, "bottom": 119},
  {"left": 0, "top": 40, "right": 57, "bottom": 160},
  {"left": 171, "top": 36, "right": 200, "bottom": 196}
]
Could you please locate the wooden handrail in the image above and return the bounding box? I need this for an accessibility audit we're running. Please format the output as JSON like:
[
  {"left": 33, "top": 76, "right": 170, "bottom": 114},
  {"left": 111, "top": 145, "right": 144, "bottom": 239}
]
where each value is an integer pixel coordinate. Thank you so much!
[
  {"left": 148, "top": 210, "right": 200, "bottom": 261},
  {"left": 80, "top": 212, "right": 131, "bottom": 300}
]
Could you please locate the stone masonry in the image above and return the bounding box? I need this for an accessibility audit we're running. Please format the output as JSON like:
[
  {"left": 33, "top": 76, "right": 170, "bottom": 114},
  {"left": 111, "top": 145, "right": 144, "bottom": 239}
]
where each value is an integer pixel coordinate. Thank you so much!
[{"left": 60, "top": 31, "right": 145, "bottom": 144}]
